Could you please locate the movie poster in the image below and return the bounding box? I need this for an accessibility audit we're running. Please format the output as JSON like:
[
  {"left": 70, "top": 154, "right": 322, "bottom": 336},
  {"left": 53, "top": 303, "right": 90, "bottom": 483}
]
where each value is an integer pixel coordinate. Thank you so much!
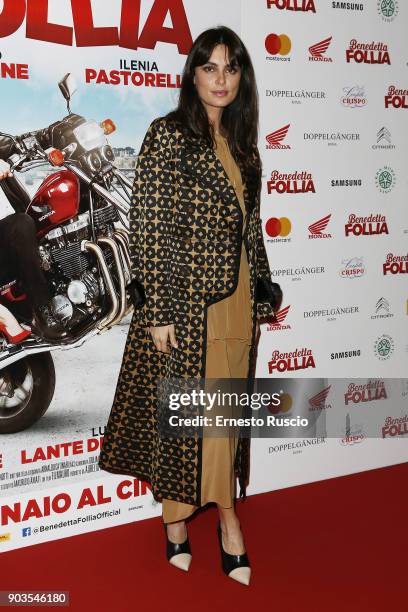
[{"left": 0, "top": 0, "right": 241, "bottom": 552}]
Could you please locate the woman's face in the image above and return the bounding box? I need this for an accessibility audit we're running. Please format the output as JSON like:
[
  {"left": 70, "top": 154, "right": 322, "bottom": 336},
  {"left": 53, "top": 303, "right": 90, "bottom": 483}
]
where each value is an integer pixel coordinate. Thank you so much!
[{"left": 194, "top": 44, "right": 241, "bottom": 112}]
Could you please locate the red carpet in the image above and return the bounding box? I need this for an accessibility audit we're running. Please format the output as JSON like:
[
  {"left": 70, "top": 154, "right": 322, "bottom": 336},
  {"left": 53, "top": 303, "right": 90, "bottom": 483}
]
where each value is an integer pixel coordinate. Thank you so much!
[{"left": 2, "top": 462, "right": 407, "bottom": 611}]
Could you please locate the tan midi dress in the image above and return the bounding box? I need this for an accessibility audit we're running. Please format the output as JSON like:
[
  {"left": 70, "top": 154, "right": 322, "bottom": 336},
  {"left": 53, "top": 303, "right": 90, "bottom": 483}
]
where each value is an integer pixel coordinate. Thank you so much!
[{"left": 162, "top": 133, "right": 252, "bottom": 523}]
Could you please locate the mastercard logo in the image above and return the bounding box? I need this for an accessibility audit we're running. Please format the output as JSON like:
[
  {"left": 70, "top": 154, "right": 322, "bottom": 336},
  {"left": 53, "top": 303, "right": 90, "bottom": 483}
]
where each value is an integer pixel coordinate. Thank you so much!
[
  {"left": 265, "top": 33, "right": 292, "bottom": 56},
  {"left": 266, "top": 217, "right": 292, "bottom": 238},
  {"left": 268, "top": 393, "right": 293, "bottom": 415}
]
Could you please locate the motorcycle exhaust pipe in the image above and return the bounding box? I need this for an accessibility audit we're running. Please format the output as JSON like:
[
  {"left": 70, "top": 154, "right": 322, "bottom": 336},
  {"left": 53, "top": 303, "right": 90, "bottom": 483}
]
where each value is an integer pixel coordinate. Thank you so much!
[
  {"left": 113, "top": 230, "right": 131, "bottom": 279},
  {"left": 82, "top": 240, "right": 119, "bottom": 329},
  {"left": 111, "top": 231, "right": 134, "bottom": 318},
  {"left": 97, "top": 237, "right": 127, "bottom": 326}
]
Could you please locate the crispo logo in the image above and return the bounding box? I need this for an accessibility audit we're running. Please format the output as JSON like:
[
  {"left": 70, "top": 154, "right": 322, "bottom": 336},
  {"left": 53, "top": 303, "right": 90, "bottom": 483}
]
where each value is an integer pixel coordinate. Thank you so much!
[
  {"left": 266, "top": 217, "right": 292, "bottom": 238},
  {"left": 266, "top": 124, "right": 291, "bottom": 149},
  {"left": 378, "top": 0, "right": 399, "bottom": 22},
  {"left": 265, "top": 33, "right": 292, "bottom": 60},
  {"left": 341, "top": 85, "right": 367, "bottom": 108},
  {"left": 374, "top": 334, "right": 394, "bottom": 360},
  {"left": 339, "top": 257, "right": 365, "bottom": 279},
  {"left": 309, "top": 36, "right": 332, "bottom": 62},
  {"left": 267, "top": 305, "right": 291, "bottom": 331},
  {"left": 308, "top": 214, "right": 332, "bottom": 239},
  {"left": 266, "top": 0, "right": 316, "bottom": 12},
  {"left": 375, "top": 166, "right": 396, "bottom": 193}
]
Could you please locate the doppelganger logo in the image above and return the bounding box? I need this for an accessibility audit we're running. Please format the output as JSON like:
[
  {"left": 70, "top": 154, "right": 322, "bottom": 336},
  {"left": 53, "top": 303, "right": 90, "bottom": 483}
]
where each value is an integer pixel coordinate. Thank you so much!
[
  {"left": 308, "top": 214, "right": 332, "bottom": 239},
  {"left": 266, "top": 125, "right": 291, "bottom": 149},
  {"left": 265, "top": 33, "right": 292, "bottom": 60},
  {"left": 309, "top": 36, "right": 333, "bottom": 62}
]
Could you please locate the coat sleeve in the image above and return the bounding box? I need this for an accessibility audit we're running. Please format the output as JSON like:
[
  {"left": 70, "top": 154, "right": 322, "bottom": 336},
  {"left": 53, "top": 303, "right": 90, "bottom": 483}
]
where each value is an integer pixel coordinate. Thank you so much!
[
  {"left": 255, "top": 215, "right": 278, "bottom": 320},
  {"left": 252, "top": 145, "right": 279, "bottom": 321},
  {"left": 129, "top": 117, "right": 175, "bottom": 328}
]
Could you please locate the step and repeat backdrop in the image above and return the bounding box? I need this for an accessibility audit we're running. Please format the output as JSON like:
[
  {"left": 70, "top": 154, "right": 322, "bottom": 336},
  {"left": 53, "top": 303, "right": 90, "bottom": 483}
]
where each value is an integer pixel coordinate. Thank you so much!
[
  {"left": 0, "top": 0, "right": 407, "bottom": 552},
  {"left": 244, "top": 0, "right": 408, "bottom": 496}
]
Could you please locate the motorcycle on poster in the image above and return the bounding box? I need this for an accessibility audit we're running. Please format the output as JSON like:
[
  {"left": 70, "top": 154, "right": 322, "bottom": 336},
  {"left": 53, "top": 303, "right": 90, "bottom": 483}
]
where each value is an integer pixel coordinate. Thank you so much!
[{"left": 0, "top": 73, "right": 135, "bottom": 434}]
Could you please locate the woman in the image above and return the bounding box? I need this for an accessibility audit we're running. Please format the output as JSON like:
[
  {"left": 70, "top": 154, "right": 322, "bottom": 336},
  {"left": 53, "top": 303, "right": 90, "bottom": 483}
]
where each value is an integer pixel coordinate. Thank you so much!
[{"left": 98, "top": 26, "right": 281, "bottom": 586}]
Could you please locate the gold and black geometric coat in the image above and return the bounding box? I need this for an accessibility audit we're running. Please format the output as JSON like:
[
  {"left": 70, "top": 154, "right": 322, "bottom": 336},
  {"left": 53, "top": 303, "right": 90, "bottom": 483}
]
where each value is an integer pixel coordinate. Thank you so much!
[{"left": 98, "top": 116, "right": 276, "bottom": 506}]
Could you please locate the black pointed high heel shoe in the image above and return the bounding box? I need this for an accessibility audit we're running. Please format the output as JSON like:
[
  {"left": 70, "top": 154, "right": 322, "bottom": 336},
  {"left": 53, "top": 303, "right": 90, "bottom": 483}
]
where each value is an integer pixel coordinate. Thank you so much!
[
  {"left": 163, "top": 522, "right": 192, "bottom": 571},
  {"left": 217, "top": 520, "right": 251, "bottom": 585}
]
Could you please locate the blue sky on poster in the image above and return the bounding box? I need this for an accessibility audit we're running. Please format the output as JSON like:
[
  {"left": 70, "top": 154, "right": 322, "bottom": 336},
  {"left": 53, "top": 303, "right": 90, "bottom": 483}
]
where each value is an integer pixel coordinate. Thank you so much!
[{"left": 0, "top": 0, "right": 241, "bottom": 149}]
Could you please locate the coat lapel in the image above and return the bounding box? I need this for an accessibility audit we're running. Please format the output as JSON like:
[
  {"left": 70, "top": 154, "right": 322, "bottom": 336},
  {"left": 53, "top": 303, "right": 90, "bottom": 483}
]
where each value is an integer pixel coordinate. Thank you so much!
[{"left": 178, "top": 135, "right": 252, "bottom": 217}]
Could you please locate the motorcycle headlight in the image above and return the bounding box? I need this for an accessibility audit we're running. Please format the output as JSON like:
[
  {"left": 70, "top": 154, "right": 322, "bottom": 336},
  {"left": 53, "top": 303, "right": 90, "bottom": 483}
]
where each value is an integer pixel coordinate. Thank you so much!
[{"left": 73, "top": 120, "right": 106, "bottom": 151}]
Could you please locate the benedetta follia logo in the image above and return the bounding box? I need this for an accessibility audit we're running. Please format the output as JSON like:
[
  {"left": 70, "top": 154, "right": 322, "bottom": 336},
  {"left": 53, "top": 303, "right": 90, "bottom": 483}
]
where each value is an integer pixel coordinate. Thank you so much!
[
  {"left": 267, "top": 170, "right": 316, "bottom": 194},
  {"left": 346, "top": 40, "right": 391, "bottom": 65},
  {"left": 266, "top": 0, "right": 316, "bottom": 12},
  {"left": 385, "top": 85, "right": 408, "bottom": 109},
  {"left": 268, "top": 348, "right": 316, "bottom": 374},
  {"left": 345, "top": 213, "right": 389, "bottom": 237}
]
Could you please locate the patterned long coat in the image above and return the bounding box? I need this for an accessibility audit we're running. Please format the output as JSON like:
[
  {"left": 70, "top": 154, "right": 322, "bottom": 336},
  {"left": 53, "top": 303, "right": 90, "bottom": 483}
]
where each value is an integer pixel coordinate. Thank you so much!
[{"left": 98, "top": 115, "right": 276, "bottom": 506}]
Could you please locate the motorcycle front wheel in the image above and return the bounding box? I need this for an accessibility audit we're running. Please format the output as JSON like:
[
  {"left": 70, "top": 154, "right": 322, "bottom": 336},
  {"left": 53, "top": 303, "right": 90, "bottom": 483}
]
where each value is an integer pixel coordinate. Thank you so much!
[{"left": 0, "top": 353, "right": 56, "bottom": 434}]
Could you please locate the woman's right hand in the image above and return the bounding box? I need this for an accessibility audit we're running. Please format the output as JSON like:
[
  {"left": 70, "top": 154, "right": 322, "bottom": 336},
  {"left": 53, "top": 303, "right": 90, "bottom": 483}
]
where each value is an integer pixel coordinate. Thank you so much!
[{"left": 149, "top": 324, "right": 178, "bottom": 354}]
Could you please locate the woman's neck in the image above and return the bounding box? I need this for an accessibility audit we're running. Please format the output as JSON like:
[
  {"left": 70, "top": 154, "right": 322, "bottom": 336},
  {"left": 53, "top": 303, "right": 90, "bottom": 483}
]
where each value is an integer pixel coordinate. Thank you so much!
[{"left": 206, "top": 107, "right": 225, "bottom": 137}]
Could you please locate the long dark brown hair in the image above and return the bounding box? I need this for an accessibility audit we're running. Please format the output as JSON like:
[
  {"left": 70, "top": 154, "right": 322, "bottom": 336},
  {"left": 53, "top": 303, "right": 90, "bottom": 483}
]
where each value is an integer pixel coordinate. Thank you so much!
[{"left": 165, "top": 26, "right": 259, "bottom": 167}]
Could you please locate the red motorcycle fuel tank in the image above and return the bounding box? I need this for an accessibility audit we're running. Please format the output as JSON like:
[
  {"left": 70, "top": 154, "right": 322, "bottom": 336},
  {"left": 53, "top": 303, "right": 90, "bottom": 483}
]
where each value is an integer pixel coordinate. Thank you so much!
[{"left": 27, "top": 170, "right": 80, "bottom": 237}]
